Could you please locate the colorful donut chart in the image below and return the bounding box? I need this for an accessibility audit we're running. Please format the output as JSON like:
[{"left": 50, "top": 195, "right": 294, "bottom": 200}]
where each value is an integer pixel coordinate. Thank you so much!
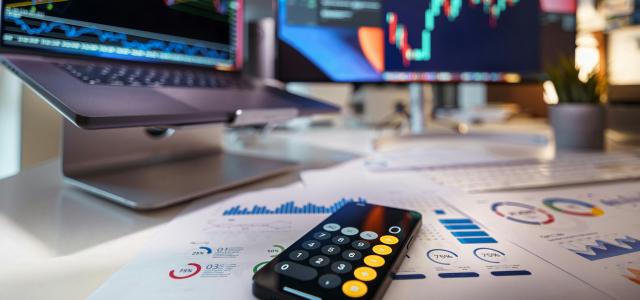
[
  {"left": 491, "top": 202, "right": 555, "bottom": 225},
  {"left": 543, "top": 198, "right": 604, "bottom": 217}
]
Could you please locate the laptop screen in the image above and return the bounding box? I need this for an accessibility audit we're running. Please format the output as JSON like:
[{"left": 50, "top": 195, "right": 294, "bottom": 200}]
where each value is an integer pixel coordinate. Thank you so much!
[{"left": 0, "top": 0, "right": 243, "bottom": 70}]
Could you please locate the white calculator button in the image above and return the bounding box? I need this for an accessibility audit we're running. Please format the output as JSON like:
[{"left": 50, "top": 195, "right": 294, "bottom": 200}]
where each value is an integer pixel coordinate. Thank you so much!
[
  {"left": 360, "top": 231, "right": 378, "bottom": 240},
  {"left": 323, "top": 223, "right": 341, "bottom": 232},
  {"left": 388, "top": 226, "right": 402, "bottom": 234},
  {"left": 341, "top": 227, "right": 359, "bottom": 236}
]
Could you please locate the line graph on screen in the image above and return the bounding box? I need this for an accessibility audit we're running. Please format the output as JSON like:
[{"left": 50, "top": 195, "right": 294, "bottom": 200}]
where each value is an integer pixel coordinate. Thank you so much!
[{"left": 386, "top": 0, "right": 523, "bottom": 67}]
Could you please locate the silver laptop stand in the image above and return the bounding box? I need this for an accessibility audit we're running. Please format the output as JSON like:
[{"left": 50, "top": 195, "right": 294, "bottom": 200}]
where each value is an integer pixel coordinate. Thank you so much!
[{"left": 62, "top": 121, "right": 296, "bottom": 210}]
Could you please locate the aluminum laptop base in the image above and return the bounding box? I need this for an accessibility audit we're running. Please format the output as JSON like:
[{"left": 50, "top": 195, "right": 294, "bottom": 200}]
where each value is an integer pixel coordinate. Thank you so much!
[{"left": 62, "top": 121, "right": 296, "bottom": 210}]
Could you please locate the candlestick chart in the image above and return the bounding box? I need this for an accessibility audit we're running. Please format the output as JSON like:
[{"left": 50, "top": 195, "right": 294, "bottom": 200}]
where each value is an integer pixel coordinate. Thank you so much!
[{"left": 384, "top": 0, "right": 540, "bottom": 73}]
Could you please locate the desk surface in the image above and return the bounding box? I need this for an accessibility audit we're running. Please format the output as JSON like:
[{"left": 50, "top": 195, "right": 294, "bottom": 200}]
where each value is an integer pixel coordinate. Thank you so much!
[
  {"left": 0, "top": 128, "right": 374, "bottom": 300},
  {"left": 3, "top": 120, "right": 632, "bottom": 300}
]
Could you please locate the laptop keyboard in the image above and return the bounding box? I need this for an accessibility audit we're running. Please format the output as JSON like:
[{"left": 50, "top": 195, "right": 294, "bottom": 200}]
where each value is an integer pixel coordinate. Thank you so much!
[{"left": 57, "top": 63, "right": 249, "bottom": 89}]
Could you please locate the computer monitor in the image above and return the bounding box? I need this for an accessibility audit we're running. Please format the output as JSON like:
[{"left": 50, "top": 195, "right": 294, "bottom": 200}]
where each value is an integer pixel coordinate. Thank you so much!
[{"left": 276, "top": 0, "right": 570, "bottom": 83}]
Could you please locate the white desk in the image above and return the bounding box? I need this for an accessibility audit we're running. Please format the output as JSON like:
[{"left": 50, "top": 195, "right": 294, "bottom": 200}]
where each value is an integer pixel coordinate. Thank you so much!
[
  {"left": 2, "top": 121, "right": 634, "bottom": 300},
  {"left": 0, "top": 128, "right": 372, "bottom": 300}
]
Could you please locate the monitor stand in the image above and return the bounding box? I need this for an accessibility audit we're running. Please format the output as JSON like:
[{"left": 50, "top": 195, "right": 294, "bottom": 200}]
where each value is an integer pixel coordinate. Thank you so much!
[
  {"left": 61, "top": 121, "right": 297, "bottom": 210},
  {"left": 408, "top": 82, "right": 426, "bottom": 134},
  {"left": 408, "top": 83, "right": 460, "bottom": 134}
]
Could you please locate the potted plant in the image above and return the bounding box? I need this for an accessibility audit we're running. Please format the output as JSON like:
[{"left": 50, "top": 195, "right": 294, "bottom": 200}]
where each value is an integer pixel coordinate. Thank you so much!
[{"left": 545, "top": 57, "right": 606, "bottom": 150}]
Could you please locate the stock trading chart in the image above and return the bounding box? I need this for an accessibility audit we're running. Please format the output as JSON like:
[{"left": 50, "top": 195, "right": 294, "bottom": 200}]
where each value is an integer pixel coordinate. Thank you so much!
[
  {"left": 384, "top": 0, "right": 540, "bottom": 76},
  {"left": 1, "top": 0, "right": 240, "bottom": 68}
]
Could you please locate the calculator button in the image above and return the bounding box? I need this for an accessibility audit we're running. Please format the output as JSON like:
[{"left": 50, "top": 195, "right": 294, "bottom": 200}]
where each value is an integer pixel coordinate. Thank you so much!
[
  {"left": 274, "top": 261, "right": 318, "bottom": 281},
  {"left": 331, "top": 261, "right": 353, "bottom": 274},
  {"left": 389, "top": 226, "right": 402, "bottom": 234},
  {"left": 321, "top": 245, "right": 341, "bottom": 256},
  {"left": 352, "top": 240, "right": 370, "bottom": 250},
  {"left": 323, "top": 223, "right": 341, "bottom": 232},
  {"left": 332, "top": 235, "right": 351, "bottom": 245},
  {"left": 342, "top": 250, "right": 362, "bottom": 261},
  {"left": 302, "top": 240, "right": 321, "bottom": 250},
  {"left": 318, "top": 274, "right": 342, "bottom": 289},
  {"left": 341, "top": 227, "right": 359, "bottom": 236},
  {"left": 360, "top": 231, "right": 378, "bottom": 240},
  {"left": 313, "top": 231, "right": 331, "bottom": 240},
  {"left": 372, "top": 244, "right": 392, "bottom": 256},
  {"left": 309, "top": 255, "right": 331, "bottom": 267},
  {"left": 289, "top": 250, "right": 310, "bottom": 261},
  {"left": 380, "top": 235, "right": 399, "bottom": 245},
  {"left": 342, "top": 280, "right": 368, "bottom": 298},
  {"left": 354, "top": 266, "right": 377, "bottom": 282},
  {"left": 363, "top": 255, "right": 385, "bottom": 268}
]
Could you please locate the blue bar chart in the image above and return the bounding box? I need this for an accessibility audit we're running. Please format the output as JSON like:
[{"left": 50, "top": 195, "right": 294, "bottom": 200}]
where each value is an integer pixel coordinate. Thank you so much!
[
  {"left": 222, "top": 198, "right": 368, "bottom": 216},
  {"left": 439, "top": 218, "right": 497, "bottom": 244}
]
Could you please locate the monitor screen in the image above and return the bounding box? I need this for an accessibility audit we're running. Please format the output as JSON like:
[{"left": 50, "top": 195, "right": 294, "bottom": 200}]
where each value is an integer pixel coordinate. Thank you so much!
[
  {"left": 0, "top": 0, "right": 243, "bottom": 70},
  {"left": 277, "top": 0, "right": 546, "bottom": 83},
  {"left": 277, "top": 0, "right": 384, "bottom": 82}
]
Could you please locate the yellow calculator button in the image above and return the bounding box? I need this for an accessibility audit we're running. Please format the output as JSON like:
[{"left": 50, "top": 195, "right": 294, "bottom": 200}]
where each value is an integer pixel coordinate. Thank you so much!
[
  {"left": 364, "top": 255, "right": 385, "bottom": 268},
  {"left": 342, "top": 280, "right": 368, "bottom": 298},
  {"left": 354, "top": 266, "right": 377, "bottom": 281},
  {"left": 372, "top": 244, "right": 393, "bottom": 256},
  {"left": 380, "top": 235, "right": 399, "bottom": 245}
]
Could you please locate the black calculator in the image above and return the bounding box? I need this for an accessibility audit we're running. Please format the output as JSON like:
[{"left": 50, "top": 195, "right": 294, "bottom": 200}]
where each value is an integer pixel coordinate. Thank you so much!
[{"left": 252, "top": 202, "right": 422, "bottom": 300}]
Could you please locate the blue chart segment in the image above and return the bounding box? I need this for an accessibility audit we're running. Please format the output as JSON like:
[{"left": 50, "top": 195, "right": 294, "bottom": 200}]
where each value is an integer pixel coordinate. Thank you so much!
[
  {"left": 491, "top": 270, "right": 531, "bottom": 276},
  {"left": 222, "top": 198, "right": 368, "bottom": 216},
  {"left": 439, "top": 218, "right": 497, "bottom": 244},
  {"left": 392, "top": 273, "right": 427, "bottom": 280},
  {"left": 438, "top": 272, "right": 479, "bottom": 278},
  {"left": 569, "top": 236, "right": 640, "bottom": 261}
]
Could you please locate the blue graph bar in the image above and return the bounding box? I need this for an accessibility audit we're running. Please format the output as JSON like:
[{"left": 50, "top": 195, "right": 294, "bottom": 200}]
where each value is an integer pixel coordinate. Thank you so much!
[
  {"left": 434, "top": 209, "right": 446, "bottom": 215},
  {"left": 445, "top": 224, "right": 480, "bottom": 230},
  {"left": 491, "top": 270, "right": 532, "bottom": 276},
  {"left": 438, "top": 272, "right": 480, "bottom": 278},
  {"left": 457, "top": 237, "right": 498, "bottom": 244},
  {"left": 222, "top": 198, "right": 367, "bottom": 216},
  {"left": 392, "top": 274, "right": 426, "bottom": 280},
  {"left": 439, "top": 219, "right": 473, "bottom": 224},
  {"left": 451, "top": 231, "right": 489, "bottom": 237}
]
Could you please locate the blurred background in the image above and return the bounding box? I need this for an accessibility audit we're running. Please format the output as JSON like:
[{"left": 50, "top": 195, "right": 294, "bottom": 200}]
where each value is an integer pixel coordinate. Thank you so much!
[{"left": 1, "top": 0, "right": 639, "bottom": 179}]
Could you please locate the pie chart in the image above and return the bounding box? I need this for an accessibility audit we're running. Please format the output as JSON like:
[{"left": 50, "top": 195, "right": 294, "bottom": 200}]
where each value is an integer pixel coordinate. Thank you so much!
[
  {"left": 543, "top": 198, "right": 604, "bottom": 217},
  {"left": 491, "top": 202, "right": 555, "bottom": 225}
]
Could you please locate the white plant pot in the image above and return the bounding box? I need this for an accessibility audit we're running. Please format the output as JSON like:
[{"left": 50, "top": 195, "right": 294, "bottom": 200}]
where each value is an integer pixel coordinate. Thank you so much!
[{"left": 549, "top": 104, "right": 606, "bottom": 150}]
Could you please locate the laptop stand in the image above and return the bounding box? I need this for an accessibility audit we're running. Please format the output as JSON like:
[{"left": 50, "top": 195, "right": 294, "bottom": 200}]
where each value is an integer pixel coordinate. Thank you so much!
[{"left": 61, "top": 121, "right": 296, "bottom": 210}]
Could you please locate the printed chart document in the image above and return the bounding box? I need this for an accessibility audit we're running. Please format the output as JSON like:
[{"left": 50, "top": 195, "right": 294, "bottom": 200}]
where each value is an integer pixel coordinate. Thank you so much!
[
  {"left": 447, "top": 182, "right": 640, "bottom": 300},
  {"left": 88, "top": 176, "right": 604, "bottom": 300}
]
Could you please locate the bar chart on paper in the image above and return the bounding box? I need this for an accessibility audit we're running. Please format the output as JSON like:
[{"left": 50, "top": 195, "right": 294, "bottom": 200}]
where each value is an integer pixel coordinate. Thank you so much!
[{"left": 222, "top": 198, "right": 368, "bottom": 216}]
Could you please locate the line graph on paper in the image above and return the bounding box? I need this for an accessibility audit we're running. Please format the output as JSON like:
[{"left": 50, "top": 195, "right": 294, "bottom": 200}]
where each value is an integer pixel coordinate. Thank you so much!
[{"left": 382, "top": 0, "right": 540, "bottom": 72}]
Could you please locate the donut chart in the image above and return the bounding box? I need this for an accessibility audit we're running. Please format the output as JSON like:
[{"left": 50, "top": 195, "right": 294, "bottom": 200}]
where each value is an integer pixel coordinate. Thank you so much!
[
  {"left": 491, "top": 202, "right": 555, "bottom": 225},
  {"left": 169, "top": 263, "right": 202, "bottom": 280},
  {"left": 543, "top": 198, "right": 604, "bottom": 217}
]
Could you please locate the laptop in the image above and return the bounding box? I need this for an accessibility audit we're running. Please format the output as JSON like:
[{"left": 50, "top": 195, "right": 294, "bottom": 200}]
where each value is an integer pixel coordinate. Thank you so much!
[{"left": 0, "top": 0, "right": 338, "bottom": 129}]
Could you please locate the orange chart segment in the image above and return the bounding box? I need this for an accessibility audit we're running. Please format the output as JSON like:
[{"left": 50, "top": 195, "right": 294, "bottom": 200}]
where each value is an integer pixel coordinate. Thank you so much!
[{"left": 358, "top": 27, "right": 384, "bottom": 73}]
